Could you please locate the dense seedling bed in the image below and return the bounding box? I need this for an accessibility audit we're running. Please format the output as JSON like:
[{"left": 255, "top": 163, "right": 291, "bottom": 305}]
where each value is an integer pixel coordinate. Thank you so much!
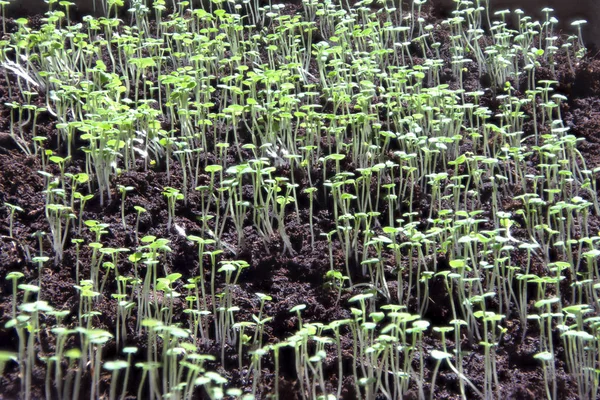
[{"left": 1, "top": 0, "right": 600, "bottom": 399}]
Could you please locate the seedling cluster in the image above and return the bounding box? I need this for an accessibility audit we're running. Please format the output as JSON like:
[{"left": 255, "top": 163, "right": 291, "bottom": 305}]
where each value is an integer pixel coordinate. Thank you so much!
[{"left": 0, "top": 0, "right": 599, "bottom": 399}]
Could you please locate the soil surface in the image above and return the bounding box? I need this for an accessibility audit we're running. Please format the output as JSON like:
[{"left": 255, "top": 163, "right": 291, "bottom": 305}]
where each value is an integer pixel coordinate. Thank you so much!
[{"left": 1, "top": 2, "right": 600, "bottom": 400}]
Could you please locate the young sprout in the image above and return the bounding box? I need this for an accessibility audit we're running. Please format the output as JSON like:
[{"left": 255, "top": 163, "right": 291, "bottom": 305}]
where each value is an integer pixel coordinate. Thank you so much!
[
  {"left": 133, "top": 205, "right": 147, "bottom": 243},
  {"left": 45, "top": 204, "right": 75, "bottom": 265},
  {"left": 571, "top": 19, "right": 588, "bottom": 51},
  {"left": 534, "top": 351, "right": 555, "bottom": 400},
  {"left": 162, "top": 187, "right": 183, "bottom": 231},
  {"left": 118, "top": 185, "right": 134, "bottom": 230},
  {"left": 121, "top": 347, "right": 138, "bottom": 381},
  {"left": 73, "top": 192, "right": 94, "bottom": 235},
  {"left": 31, "top": 256, "right": 49, "bottom": 292},
  {"left": 5, "top": 271, "right": 24, "bottom": 319},
  {"left": 430, "top": 349, "right": 483, "bottom": 399},
  {"left": 4, "top": 202, "right": 23, "bottom": 238},
  {"left": 303, "top": 187, "right": 318, "bottom": 248},
  {"left": 325, "top": 271, "right": 348, "bottom": 306},
  {"left": 290, "top": 304, "right": 307, "bottom": 330},
  {"left": 103, "top": 360, "right": 129, "bottom": 400}
]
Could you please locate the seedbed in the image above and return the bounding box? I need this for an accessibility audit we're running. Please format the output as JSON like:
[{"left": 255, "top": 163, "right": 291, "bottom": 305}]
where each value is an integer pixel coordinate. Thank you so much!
[{"left": 1, "top": 1, "right": 600, "bottom": 399}]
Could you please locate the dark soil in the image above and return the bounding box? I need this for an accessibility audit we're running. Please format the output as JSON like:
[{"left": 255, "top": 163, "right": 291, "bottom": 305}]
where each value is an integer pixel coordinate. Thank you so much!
[{"left": 1, "top": 2, "right": 600, "bottom": 400}]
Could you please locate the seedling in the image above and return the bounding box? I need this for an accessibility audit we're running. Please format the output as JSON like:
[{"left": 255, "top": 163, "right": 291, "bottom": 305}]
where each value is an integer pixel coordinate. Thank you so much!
[
  {"left": 4, "top": 202, "right": 23, "bottom": 238},
  {"left": 162, "top": 187, "right": 183, "bottom": 230}
]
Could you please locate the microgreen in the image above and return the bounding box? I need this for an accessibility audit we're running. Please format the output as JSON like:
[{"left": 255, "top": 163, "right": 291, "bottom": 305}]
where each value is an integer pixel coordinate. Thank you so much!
[{"left": 4, "top": 202, "right": 23, "bottom": 238}]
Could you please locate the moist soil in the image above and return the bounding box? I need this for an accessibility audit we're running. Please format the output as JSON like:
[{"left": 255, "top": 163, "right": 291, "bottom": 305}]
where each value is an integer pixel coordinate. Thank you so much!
[{"left": 1, "top": 2, "right": 600, "bottom": 399}]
